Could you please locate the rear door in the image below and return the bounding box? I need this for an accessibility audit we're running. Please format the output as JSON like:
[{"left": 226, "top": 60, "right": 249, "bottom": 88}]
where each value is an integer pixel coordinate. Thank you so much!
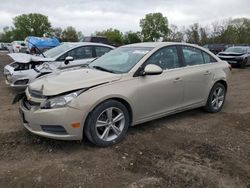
[{"left": 180, "top": 45, "right": 215, "bottom": 107}]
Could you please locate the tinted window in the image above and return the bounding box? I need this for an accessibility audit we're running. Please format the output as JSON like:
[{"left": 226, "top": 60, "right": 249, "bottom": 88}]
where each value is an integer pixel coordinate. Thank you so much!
[
  {"left": 67, "top": 46, "right": 93, "bottom": 60},
  {"left": 145, "top": 46, "right": 180, "bottom": 70},
  {"left": 95, "top": 46, "right": 112, "bottom": 57},
  {"left": 225, "top": 47, "right": 247, "bottom": 53},
  {"left": 202, "top": 52, "right": 217, "bottom": 64},
  {"left": 182, "top": 46, "right": 204, "bottom": 66}
]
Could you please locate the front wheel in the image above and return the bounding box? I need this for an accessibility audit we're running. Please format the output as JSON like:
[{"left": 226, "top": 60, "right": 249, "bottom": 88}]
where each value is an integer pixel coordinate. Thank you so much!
[
  {"left": 239, "top": 59, "right": 247, "bottom": 69},
  {"left": 204, "top": 83, "right": 226, "bottom": 113},
  {"left": 84, "top": 100, "right": 130, "bottom": 147}
]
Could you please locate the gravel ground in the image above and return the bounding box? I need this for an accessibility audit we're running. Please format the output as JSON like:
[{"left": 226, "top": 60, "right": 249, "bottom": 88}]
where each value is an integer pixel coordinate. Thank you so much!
[{"left": 0, "top": 51, "right": 250, "bottom": 188}]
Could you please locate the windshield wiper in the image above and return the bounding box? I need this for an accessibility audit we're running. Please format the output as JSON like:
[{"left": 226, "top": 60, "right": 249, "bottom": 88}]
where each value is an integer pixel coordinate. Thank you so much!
[
  {"left": 92, "top": 66, "right": 115, "bottom": 73},
  {"left": 26, "top": 39, "right": 46, "bottom": 57}
]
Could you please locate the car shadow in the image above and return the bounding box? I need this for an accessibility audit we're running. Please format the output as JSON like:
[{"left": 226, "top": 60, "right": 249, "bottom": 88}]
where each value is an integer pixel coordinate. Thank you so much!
[{"left": 17, "top": 108, "right": 206, "bottom": 151}]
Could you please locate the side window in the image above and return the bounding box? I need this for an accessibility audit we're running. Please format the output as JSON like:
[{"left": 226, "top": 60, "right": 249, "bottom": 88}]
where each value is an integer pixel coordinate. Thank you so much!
[
  {"left": 182, "top": 46, "right": 204, "bottom": 66},
  {"left": 95, "top": 46, "right": 112, "bottom": 57},
  {"left": 67, "top": 46, "right": 93, "bottom": 60},
  {"left": 58, "top": 53, "right": 68, "bottom": 61},
  {"left": 202, "top": 52, "right": 217, "bottom": 64},
  {"left": 145, "top": 46, "right": 180, "bottom": 70}
]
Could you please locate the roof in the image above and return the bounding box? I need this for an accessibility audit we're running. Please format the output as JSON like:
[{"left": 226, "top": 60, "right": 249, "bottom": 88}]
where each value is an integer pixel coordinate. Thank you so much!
[
  {"left": 64, "top": 42, "right": 114, "bottom": 49},
  {"left": 123, "top": 42, "right": 190, "bottom": 48}
]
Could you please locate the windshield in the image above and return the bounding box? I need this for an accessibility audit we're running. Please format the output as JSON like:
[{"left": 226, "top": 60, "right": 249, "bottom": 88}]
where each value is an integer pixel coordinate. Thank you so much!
[
  {"left": 225, "top": 47, "right": 248, "bottom": 53},
  {"left": 44, "top": 43, "right": 75, "bottom": 58},
  {"left": 89, "top": 47, "right": 152, "bottom": 73}
]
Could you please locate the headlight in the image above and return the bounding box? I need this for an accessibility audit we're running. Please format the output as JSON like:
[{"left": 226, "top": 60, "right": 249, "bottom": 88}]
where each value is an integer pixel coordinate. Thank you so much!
[{"left": 41, "top": 90, "right": 85, "bottom": 109}]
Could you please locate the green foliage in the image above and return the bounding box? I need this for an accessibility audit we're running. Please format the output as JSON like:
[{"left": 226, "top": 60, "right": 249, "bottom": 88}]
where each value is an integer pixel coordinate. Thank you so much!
[
  {"left": 123, "top": 31, "right": 141, "bottom": 44},
  {"left": 140, "top": 13, "right": 170, "bottom": 42},
  {"left": 61, "top": 26, "right": 79, "bottom": 42},
  {"left": 2, "top": 12, "right": 250, "bottom": 46},
  {"left": 77, "top": 31, "right": 84, "bottom": 41},
  {"left": 12, "top": 13, "right": 52, "bottom": 40},
  {"left": 0, "top": 27, "right": 14, "bottom": 42},
  {"left": 51, "top": 27, "right": 63, "bottom": 40},
  {"left": 219, "top": 18, "right": 250, "bottom": 44},
  {"left": 95, "top": 28, "right": 123, "bottom": 45}
]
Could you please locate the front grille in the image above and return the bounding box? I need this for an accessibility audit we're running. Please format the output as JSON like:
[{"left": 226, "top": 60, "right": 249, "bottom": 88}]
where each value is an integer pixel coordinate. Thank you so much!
[
  {"left": 219, "top": 57, "right": 238, "bottom": 61},
  {"left": 41, "top": 125, "right": 67, "bottom": 135}
]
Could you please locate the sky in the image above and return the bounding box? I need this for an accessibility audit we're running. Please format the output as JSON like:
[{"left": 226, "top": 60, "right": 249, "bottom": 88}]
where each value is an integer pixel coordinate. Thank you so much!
[{"left": 0, "top": 0, "right": 250, "bottom": 35}]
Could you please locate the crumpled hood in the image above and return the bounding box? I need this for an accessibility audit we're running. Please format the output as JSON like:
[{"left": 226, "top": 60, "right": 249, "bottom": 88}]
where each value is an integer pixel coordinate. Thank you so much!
[
  {"left": 29, "top": 68, "right": 122, "bottom": 96},
  {"left": 8, "top": 53, "right": 55, "bottom": 63},
  {"left": 218, "top": 52, "right": 245, "bottom": 57}
]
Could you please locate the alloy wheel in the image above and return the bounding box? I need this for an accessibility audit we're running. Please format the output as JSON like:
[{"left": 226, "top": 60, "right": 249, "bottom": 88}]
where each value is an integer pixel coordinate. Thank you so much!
[
  {"left": 211, "top": 87, "right": 225, "bottom": 110},
  {"left": 95, "top": 107, "right": 125, "bottom": 142}
]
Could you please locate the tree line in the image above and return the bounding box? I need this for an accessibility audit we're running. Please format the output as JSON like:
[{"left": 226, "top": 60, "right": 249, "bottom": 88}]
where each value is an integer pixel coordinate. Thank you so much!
[{"left": 1, "top": 12, "right": 250, "bottom": 46}]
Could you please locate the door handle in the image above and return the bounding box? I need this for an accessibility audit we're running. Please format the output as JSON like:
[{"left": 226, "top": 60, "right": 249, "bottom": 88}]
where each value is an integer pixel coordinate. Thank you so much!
[
  {"left": 204, "top": 71, "right": 212, "bottom": 75},
  {"left": 173, "top": 77, "right": 182, "bottom": 83}
]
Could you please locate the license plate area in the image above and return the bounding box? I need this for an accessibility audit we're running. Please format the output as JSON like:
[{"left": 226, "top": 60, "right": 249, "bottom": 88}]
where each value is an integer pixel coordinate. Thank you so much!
[{"left": 227, "top": 61, "right": 237, "bottom": 64}]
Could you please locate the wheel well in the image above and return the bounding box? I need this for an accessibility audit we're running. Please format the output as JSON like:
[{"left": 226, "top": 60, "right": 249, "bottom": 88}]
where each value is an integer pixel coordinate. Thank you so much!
[
  {"left": 108, "top": 98, "right": 133, "bottom": 125},
  {"left": 87, "top": 98, "right": 133, "bottom": 125},
  {"left": 215, "top": 80, "right": 228, "bottom": 91}
]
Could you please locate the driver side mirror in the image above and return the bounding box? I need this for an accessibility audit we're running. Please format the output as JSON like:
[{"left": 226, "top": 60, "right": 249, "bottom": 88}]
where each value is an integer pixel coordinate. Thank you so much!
[
  {"left": 141, "top": 64, "right": 163, "bottom": 76},
  {"left": 64, "top": 56, "right": 74, "bottom": 65}
]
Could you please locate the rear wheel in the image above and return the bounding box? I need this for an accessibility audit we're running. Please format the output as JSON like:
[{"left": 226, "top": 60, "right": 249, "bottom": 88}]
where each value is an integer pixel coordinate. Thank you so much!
[
  {"left": 204, "top": 83, "right": 226, "bottom": 113},
  {"left": 84, "top": 100, "right": 130, "bottom": 147}
]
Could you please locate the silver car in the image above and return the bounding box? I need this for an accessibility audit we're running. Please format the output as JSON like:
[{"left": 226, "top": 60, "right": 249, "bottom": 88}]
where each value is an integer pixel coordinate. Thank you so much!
[
  {"left": 17, "top": 42, "right": 231, "bottom": 146},
  {"left": 4, "top": 42, "right": 114, "bottom": 88}
]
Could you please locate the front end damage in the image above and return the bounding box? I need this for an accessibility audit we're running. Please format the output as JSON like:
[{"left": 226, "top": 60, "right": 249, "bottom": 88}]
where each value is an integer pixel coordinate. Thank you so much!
[{"left": 3, "top": 53, "right": 56, "bottom": 88}]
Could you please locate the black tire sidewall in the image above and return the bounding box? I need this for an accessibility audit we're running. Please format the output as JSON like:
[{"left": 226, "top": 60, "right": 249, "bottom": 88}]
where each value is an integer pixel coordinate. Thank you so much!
[
  {"left": 240, "top": 59, "right": 247, "bottom": 69},
  {"left": 85, "top": 100, "right": 130, "bottom": 147},
  {"left": 205, "top": 83, "right": 226, "bottom": 113}
]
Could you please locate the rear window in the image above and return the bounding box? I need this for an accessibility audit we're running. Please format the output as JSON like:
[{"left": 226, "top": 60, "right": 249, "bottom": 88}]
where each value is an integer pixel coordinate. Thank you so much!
[{"left": 182, "top": 46, "right": 217, "bottom": 65}]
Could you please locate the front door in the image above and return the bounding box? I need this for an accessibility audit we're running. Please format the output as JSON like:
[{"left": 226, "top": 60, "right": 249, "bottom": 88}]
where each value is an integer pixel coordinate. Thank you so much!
[{"left": 132, "top": 46, "right": 184, "bottom": 122}]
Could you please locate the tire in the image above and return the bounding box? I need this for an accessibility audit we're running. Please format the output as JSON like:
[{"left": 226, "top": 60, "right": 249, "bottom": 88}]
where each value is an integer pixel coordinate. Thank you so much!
[
  {"left": 84, "top": 100, "right": 130, "bottom": 147},
  {"left": 239, "top": 59, "right": 247, "bottom": 69},
  {"left": 204, "top": 83, "right": 226, "bottom": 113}
]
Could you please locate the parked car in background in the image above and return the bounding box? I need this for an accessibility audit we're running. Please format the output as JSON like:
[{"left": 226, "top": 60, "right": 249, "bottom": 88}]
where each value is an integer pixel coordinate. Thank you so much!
[
  {"left": 16, "top": 42, "right": 231, "bottom": 146},
  {"left": 3, "top": 43, "right": 12, "bottom": 50},
  {"left": 203, "top": 44, "right": 226, "bottom": 54},
  {"left": 83, "top": 36, "right": 110, "bottom": 45},
  {"left": 0, "top": 43, "right": 5, "bottom": 50},
  {"left": 8, "top": 41, "right": 28, "bottom": 53},
  {"left": 217, "top": 46, "right": 250, "bottom": 68},
  {"left": 4, "top": 42, "right": 114, "bottom": 88}
]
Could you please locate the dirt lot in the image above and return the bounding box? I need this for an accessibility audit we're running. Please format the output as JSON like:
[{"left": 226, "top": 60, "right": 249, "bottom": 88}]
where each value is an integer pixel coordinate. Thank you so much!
[{"left": 0, "top": 51, "right": 250, "bottom": 188}]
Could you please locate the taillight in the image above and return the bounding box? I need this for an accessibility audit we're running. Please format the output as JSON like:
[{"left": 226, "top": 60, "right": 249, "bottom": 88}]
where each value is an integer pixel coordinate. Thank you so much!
[{"left": 16, "top": 46, "right": 20, "bottom": 48}]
